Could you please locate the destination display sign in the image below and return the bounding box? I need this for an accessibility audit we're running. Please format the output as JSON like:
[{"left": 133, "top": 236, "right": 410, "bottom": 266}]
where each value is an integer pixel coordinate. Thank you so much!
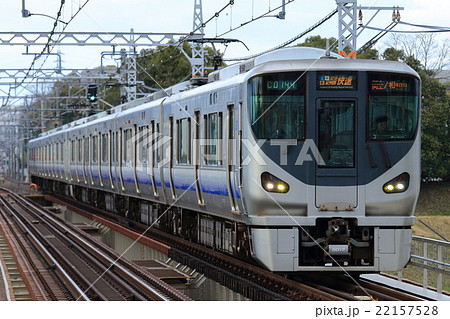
[
  {"left": 266, "top": 80, "right": 298, "bottom": 90},
  {"left": 370, "top": 79, "right": 411, "bottom": 93},
  {"left": 317, "top": 72, "right": 357, "bottom": 90}
]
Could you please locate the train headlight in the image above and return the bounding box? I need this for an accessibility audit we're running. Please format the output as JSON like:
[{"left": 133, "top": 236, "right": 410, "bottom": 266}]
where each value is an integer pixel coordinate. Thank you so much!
[
  {"left": 383, "top": 173, "right": 410, "bottom": 194},
  {"left": 261, "top": 172, "right": 290, "bottom": 193}
]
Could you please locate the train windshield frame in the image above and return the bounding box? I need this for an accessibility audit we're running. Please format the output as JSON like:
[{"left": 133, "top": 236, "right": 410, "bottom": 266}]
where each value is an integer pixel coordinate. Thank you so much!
[
  {"left": 249, "top": 72, "right": 306, "bottom": 140},
  {"left": 368, "top": 72, "right": 420, "bottom": 141}
]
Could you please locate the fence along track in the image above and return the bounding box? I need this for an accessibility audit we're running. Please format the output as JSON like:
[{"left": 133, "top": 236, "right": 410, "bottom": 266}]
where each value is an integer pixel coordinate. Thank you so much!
[{"left": 387, "top": 236, "right": 450, "bottom": 295}]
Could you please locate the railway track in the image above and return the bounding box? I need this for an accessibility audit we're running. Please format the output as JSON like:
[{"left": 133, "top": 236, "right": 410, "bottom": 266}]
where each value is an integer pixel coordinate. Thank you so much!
[
  {"left": 0, "top": 188, "right": 190, "bottom": 301},
  {"left": 299, "top": 273, "right": 426, "bottom": 301},
  {"left": 45, "top": 192, "right": 426, "bottom": 301}
]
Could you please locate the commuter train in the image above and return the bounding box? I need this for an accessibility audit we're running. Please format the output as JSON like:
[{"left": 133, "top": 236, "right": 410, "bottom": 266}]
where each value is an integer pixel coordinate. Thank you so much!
[{"left": 28, "top": 47, "right": 421, "bottom": 272}]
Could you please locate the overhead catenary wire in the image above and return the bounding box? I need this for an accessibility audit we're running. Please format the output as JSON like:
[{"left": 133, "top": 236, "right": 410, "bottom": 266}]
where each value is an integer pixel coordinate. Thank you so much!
[
  {"left": 224, "top": 8, "right": 338, "bottom": 62},
  {"left": 4, "top": 0, "right": 92, "bottom": 108},
  {"left": 215, "top": 0, "right": 295, "bottom": 38},
  {"left": 361, "top": 24, "right": 450, "bottom": 33},
  {"left": 396, "top": 20, "right": 450, "bottom": 31},
  {"left": 1, "top": 1, "right": 67, "bottom": 107},
  {"left": 357, "top": 21, "right": 398, "bottom": 54},
  {"left": 13, "top": 0, "right": 67, "bottom": 91}
]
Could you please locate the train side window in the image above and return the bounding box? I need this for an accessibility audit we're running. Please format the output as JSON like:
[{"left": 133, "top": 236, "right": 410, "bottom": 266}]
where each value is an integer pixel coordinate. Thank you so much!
[
  {"left": 101, "top": 134, "right": 108, "bottom": 162},
  {"left": 143, "top": 126, "right": 148, "bottom": 164},
  {"left": 204, "top": 112, "right": 222, "bottom": 166},
  {"left": 77, "top": 139, "right": 82, "bottom": 163},
  {"left": 136, "top": 126, "right": 148, "bottom": 165},
  {"left": 177, "top": 118, "right": 191, "bottom": 164},
  {"left": 123, "top": 129, "right": 127, "bottom": 164},
  {"left": 84, "top": 137, "right": 89, "bottom": 164},
  {"left": 92, "top": 135, "right": 98, "bottom": 162},
  {"left": 71, "top": 140, "right": 75, "bottom": 163},
  {"left": 155, "top": 123, "right": 161, "bottom": 166},
  {"left": 123, "top": 128, "right": 133, "bottom": 165},
  {"left": 137, "top": 127, "right": 143, "bottom": 164},
  {"left": 114, "top": 131, "right": 119, "bottom": 163},
  {"left": 111, "top": 133, "right": 115, "bottom": 163},
  {"left": 150, "top": 121, "right": 155, "bottom": 167}
]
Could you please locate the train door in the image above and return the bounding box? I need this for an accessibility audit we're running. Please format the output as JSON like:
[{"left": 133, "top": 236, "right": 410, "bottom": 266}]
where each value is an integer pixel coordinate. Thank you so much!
[
  {"left": 88, "top": 135, "right": 94, "bottom": 185},
  {"left": 226, "top": 104, "right": 238, "bottom": 213},
  {"left": 108, "top": 131, "right": 114, "bottom": 189},
  {"left": 315, "top": 99, "right": 357, "bottom": 210},
  {"left": 82, "top": 137, "right": 88, "bottom": 184},
  {"left": 168, "top": 117, "right": 176, "bottom": 200},
  {"left": 193, "top": 110, "right": 204, "bottom": 205},
  {"left": 76, "top": 139, "right": 80, "bottom": 183},
  {"left": 66, "top": 139, "right": 72, "bottom": 182},
  {"left": 132, "top": 124, "right": 140, "bottom": 194},
  {"left": 98, "top": 132, "right": 103, "bottom": 187},
  {"left": 149, "top": 121, "right": 157, "bottom": 197},
  {"left": 158, "top": 99, "right": 168, "bottom": 204},
  {"left": 118, "top": 128, "right": 125, "bottom": 191}
]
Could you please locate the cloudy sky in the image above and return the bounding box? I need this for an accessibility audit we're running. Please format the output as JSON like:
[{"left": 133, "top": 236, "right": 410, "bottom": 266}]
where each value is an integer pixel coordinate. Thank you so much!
[{"left": 0, "top": 1, "right": 448, "bottom": 83}]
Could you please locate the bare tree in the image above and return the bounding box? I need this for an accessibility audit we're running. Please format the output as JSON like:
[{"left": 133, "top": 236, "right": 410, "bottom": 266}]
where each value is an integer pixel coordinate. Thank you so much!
[{"left": 386, "top": 33, "right": 450, "bottom": 72}]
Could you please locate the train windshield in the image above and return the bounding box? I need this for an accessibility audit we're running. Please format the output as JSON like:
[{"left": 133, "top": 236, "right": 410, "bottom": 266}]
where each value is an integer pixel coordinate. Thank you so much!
[
  {"left": 368, "top": 73, "right": 420, "bottom": 141},
  {"left": 249, "top": 72, "right": 306, "bottom": 139}
]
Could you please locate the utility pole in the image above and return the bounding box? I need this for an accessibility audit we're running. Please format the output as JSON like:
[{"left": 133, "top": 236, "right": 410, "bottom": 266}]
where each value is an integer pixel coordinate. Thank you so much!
[
  {"left": 336, "top": 0, "right": 358, "bottom": 58},
  {"left": 191, "top": 0, "right": 205, "bottom": 78},
  {"left": 336, "top": 0, "right": 404, "bottom": 58}
]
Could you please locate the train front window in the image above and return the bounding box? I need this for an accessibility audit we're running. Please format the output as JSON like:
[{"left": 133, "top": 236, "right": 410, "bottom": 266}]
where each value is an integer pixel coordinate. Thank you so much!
[
  {"left": 249, "top": 73, "right": 306, "bottom": 139},
  {"left": 318, "top": 100, "right": 355, "bottom": 168},
  {"left": 368, "top": 73, "right": 419, "bottom": 141}
]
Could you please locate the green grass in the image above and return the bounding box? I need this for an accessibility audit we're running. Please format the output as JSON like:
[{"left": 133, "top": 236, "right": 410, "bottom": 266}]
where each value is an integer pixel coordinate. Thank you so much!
[
  {"left": 415, "top": 181, "right": 450, "bottom": 216},
  {"left": 398, "top": 181, "right": 450, "bottom": 293}
]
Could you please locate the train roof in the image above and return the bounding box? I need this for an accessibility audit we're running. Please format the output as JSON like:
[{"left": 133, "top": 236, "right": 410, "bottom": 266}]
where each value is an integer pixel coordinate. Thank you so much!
[
  {"left": 208, "top": 47, "right": 418, "bottom": 82},
  {"left": 32, "top": 47, "right": 418, "bottom": 142}
]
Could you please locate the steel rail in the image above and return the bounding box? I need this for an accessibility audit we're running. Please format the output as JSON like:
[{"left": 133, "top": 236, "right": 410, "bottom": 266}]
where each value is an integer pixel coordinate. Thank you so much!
[
  {"left": 0, "top": 203, "right": 63, "bottom": 301},
  {"left": 46, "top": 192, "right": 429, "bottom": 301},
  {"left": 47, "top": 193, "right": 351, "bottom": 301},
  {"left": 10, "top": 195, "right": 164, "bottom": 300},
  {"left": 0, "top": 250, "right": 12, "bottom": 301},
  {"left": 1, "top": 193, "right": 152, "bottom": 300},
  {"left": 0, "top": 194, "right": 90, "bottom": 300},
  {"left": 11, "top": 192, "right": 183, "bottom": 301}
]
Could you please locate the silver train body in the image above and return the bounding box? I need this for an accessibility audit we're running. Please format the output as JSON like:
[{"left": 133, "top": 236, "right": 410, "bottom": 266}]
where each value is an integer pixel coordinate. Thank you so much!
[{"left": 28, "top": 47, "right": 421, "bottom": 272}]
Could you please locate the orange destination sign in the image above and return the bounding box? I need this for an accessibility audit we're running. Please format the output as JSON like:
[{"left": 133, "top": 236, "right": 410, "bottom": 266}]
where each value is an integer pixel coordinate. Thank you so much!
[
  {"left": 317, "top": 72, "right": 357, "bottom": 90},
  {"left": 371, "top": 79, "right": 410, "bottom": 92}
]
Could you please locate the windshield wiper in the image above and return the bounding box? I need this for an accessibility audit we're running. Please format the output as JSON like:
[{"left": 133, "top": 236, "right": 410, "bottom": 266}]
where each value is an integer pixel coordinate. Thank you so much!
[
  {"left": 379, "top": 140, "right": 392, "bottom": 168},
  {"left": 366, "top": 144, "right": 377, "bottom": 168}
]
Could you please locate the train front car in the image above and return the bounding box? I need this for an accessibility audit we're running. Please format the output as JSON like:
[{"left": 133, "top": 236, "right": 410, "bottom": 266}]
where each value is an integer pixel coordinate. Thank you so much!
[{"left": 242, "top": 48, "right": 420, "bottom": 272}]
